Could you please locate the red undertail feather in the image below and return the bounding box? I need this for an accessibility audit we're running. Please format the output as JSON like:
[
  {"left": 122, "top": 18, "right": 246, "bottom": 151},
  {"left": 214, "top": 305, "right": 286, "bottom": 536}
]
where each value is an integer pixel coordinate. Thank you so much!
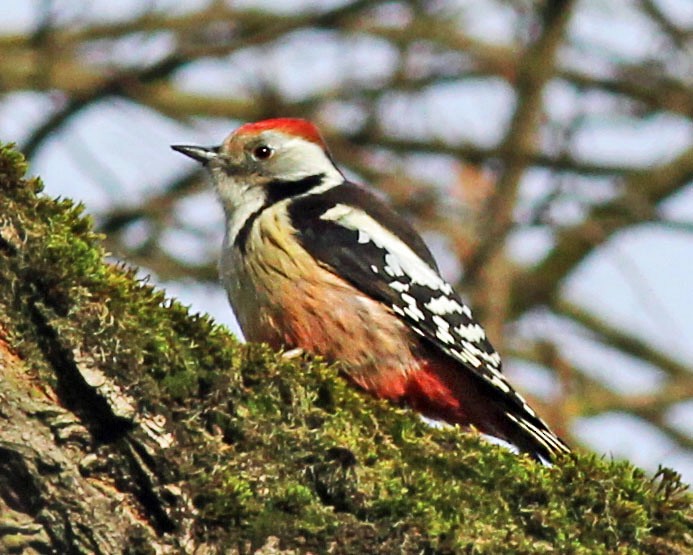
[
  {"left": 356, "top": 359, "right": 474, "bottom": 428},
  {"left": 364, "top": 354, "right": 559, "bottom": 460},
  {"left": 402, "top": 361, "right": 473, "bottom": 426}
]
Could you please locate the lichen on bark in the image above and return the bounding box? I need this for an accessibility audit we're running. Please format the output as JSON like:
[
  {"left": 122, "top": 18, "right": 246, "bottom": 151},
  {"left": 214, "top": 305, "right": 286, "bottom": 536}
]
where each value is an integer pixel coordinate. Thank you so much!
[{"left": 0, "top": 143, "right": 691, "bottom": 554}]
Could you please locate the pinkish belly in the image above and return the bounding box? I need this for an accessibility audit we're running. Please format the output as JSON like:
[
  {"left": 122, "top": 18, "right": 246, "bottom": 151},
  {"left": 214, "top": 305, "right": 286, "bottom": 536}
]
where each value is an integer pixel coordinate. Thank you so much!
[{"left": 241, "top": 279, "right": 418, "bottom": 392}]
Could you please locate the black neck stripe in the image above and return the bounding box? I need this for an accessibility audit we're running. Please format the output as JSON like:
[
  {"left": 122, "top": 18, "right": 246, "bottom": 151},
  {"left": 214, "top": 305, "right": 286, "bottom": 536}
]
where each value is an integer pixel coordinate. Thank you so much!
[
  {"left": 265, "top": 173, "right": 325, "bottom": 205},
  {"left": 234, "top": 173, "right": 325, "bottom": 252}
]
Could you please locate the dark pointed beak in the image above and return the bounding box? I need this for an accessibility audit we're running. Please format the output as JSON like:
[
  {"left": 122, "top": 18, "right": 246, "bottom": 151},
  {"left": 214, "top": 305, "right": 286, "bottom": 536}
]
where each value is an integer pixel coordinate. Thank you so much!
[{"left": 171, "top": 144, "right": 220, "bottom": 164}]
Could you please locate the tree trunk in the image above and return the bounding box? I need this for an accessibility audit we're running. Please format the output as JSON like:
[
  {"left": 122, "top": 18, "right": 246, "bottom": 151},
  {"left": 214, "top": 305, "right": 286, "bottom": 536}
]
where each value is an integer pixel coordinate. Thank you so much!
[{"left": 0, "top": 144, "right": 691, "bottom": 554}]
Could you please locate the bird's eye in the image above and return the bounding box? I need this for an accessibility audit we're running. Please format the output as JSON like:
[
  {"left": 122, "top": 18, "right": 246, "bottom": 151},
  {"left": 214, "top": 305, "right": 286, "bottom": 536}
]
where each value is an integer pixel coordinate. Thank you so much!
[{"left": 252, "top": 145, "right": 273, "bottom": 160}]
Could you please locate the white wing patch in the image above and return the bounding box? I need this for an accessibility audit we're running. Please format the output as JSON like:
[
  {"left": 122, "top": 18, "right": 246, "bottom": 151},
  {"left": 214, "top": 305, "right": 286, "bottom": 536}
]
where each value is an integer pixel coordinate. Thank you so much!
[
  {"left": 384, "top": 253, "right": 405, "bottom": 277},
  {"left": 389, "top": 280, "right": 409, "bottom": 293},
  {"left": 401, "top": 293, "right": 425, "bottom": 321},
  {"left": 432, "top": 315, "right": 455, "bottom": 344},
  {"left": 454, "top": 323, "right": 486, "bottom": 342},
  {"left": 425, "top": 295, "right": 466, "bottom": 316},
  {"left": 321, "top": 204, "right": 453, "bottom": 294},
  {"left": 358, "top": 230, "right": 371, "bottom": 244}
]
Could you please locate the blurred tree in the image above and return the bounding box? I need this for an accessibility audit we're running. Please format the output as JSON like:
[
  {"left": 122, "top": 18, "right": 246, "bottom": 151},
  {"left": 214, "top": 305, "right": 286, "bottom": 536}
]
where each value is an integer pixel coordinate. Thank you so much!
[{"left": 0, "top": 0, "right": 691, "bottom": 476}]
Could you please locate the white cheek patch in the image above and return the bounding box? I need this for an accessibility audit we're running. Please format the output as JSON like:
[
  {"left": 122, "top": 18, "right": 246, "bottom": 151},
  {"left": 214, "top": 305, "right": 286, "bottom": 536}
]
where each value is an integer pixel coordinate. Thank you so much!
[
  {"left": 214, "top": 175, "right": 268, "bottom": 247},
  {"left": 273, "top": 137, "right": 344, "bottom": 186}
]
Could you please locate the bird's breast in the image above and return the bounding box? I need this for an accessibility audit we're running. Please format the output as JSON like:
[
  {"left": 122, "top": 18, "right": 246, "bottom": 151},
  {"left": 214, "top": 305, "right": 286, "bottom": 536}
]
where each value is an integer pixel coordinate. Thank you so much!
[{"left": 221, "top": 208, "right": 422, "bottom": 392}]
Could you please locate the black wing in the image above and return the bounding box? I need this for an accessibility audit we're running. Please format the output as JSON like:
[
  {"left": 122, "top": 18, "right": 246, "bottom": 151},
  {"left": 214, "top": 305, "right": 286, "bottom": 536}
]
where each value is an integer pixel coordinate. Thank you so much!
[
  {"left": 289, "top": 182, "right": 569, "bottom": 458},
  {"left": 289, "top": 182, "right": 503, "bottom": 374}
]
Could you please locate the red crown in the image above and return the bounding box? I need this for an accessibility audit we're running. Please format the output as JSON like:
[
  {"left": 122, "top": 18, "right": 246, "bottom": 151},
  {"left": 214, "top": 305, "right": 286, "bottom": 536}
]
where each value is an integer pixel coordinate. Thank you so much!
[{"left": 235, "top": 118, "right": 325, "bottom": 147}]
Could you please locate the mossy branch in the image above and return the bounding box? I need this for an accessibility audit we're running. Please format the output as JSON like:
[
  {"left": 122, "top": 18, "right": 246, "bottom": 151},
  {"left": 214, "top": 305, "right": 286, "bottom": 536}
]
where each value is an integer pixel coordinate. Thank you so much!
[{"left": 0, "top": 143, "right": 691, "bottom": 553}]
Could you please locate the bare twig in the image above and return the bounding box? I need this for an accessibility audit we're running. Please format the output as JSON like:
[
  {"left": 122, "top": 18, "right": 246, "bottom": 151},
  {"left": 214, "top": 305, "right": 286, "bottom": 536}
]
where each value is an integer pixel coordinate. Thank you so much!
[
  {"left": 555, "top": 300, "right": 692, "bottom": 380},
  {"left": 464, "top": 0, "right": 577, "bottom": 283},
  {"left": 513, "top": 145, "right": 693, "bottom": 315}
]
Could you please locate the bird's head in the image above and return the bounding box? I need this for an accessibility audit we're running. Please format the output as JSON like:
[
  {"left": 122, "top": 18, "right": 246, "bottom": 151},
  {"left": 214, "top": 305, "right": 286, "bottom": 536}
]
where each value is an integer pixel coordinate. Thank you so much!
[{"left": 172, "top": 118, "right": 343, "bottom": 216}]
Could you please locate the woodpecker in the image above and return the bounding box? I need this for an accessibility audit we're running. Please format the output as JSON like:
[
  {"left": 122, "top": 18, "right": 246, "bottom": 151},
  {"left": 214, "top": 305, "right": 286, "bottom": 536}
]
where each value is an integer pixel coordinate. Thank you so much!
[{"left": 172, "top": 118, "right": 570, "bottom": 461}]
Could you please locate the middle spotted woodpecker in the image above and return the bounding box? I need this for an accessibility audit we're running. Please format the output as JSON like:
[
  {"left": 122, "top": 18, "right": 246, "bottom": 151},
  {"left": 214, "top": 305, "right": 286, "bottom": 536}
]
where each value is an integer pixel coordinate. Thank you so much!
[{"left": 172, "top": 118, "right": 570, "bottom": 461}]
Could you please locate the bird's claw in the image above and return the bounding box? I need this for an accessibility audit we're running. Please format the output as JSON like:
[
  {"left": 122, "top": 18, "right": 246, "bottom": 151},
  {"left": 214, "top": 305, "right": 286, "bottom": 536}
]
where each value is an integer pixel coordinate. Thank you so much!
[{"left": 281, "top": 347, "right": 305, "bottom": 360}]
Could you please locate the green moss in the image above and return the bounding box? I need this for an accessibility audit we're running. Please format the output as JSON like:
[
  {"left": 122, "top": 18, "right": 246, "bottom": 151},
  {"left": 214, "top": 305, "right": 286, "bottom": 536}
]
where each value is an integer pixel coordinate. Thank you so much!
[{"left": 0, "top": 143, "right": 691, "bottom": 554}]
